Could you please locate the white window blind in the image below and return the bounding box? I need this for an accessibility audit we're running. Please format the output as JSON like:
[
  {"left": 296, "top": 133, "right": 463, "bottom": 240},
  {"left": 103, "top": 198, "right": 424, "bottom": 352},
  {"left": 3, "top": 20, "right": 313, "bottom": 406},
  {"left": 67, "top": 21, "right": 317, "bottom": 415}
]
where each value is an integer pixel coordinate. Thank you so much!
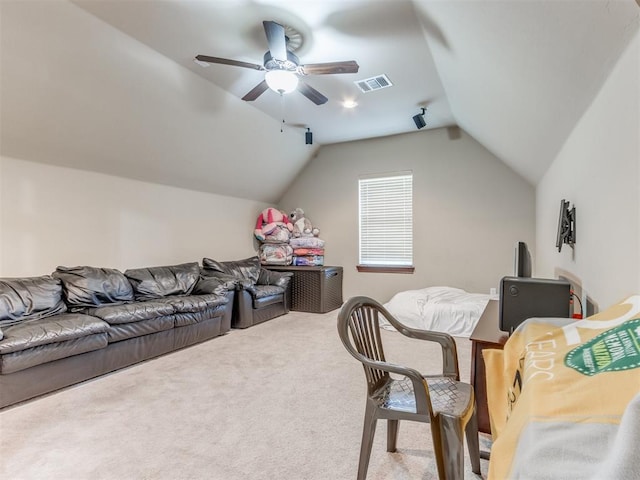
[{"left": 359, "top": 172, "right": 413, "bottom": 266}]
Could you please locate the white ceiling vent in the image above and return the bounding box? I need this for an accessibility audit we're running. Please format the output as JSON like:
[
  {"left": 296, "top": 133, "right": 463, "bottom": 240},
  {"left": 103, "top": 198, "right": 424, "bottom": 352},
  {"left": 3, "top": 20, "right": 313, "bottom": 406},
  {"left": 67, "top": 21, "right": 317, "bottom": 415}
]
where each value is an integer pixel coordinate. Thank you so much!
[{"left": 354, "top": 74, "right": 393, "bottom": 93}]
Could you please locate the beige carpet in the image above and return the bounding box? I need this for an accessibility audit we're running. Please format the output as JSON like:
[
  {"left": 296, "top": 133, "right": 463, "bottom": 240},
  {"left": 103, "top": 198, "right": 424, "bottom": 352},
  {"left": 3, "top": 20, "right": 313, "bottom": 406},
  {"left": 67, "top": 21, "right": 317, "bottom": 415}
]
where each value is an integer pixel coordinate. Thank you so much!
[{"left": 0, "top": 310, "right": 488, "bottom": 480}]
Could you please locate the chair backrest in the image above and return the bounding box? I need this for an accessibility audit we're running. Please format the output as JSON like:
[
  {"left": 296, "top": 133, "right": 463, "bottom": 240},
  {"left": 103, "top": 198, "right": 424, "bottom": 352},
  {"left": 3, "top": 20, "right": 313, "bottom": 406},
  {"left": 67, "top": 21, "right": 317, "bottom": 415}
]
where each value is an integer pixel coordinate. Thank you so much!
[{"left": 337, "top": 296, "right": 391, "bottom": 394}]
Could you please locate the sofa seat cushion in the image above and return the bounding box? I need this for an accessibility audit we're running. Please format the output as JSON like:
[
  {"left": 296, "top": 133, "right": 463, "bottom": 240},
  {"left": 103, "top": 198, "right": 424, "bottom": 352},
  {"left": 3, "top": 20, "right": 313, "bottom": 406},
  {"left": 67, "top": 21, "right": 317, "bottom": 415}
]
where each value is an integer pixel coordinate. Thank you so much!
[
  {"left": 156, "top": 294, "right": 228, "bottom": 314},
  {"left": 0, "top": 313, "right": 108, "bottom": 355},
  {"left": 247, "top": 285, "right": 285, "bottom": 309},
  {"left": 84, "top": 301, "right": 175, "bottom": 325},
  {"left": 248, "top": 285, "right": 285, "bottom": 299},
  {"left": 53, "top": 266, "right": 134, "bottom": 308},
  {"left": 253, "top": 294, "right": 284, "bottom": 309},
  {"left": 174, "top": 305, "right": 226, "bottom": 327},
  {"left": 0, "top": 276, "right": 67, "bottom": 327},
  {"left": 125, "top": 263, "right": 200, "bottom": 300},
  {"left": 0, "top": 333, "right": 108, "bottom": 374},
  {"left": 107, "top": 316, "right": 174, "bottom": 343}
]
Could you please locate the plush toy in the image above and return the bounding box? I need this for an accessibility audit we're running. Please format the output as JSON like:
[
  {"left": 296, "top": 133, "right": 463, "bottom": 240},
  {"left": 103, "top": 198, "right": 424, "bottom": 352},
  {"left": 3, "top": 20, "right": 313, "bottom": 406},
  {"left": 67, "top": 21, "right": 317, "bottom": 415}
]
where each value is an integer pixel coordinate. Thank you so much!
[
  {"left": 254, "top": 208, "right": 293, "bottom": 242},
  {"left": 289, "top": 208, "right": 320, "bottom": 238}
]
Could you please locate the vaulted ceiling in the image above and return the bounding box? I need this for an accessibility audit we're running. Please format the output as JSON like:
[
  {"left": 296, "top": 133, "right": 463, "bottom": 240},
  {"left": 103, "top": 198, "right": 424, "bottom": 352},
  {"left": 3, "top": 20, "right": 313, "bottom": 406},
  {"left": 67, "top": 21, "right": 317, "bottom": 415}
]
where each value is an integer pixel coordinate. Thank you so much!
[{"left": 1, "top": 1, "right": 638, "bottom": 202}]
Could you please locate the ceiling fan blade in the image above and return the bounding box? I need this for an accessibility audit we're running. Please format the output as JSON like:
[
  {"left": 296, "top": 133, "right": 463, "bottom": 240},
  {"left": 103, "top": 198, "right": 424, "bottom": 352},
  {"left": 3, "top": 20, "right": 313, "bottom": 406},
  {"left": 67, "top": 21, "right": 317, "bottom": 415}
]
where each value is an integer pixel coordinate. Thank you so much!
[
  {"left": 298, "top": 81, "right": 328, "bottom": 105},
  {"left": 195, "top": 55, "right": 264, "bottom": 71},
  {"left": 262, "top": 21, "right": 288, "bottom": 62},
  {"left": 242, "top": 80, "right": 269, "bottom": 101},
  {"left": 299, "top": 61, "right": 359, "bottom": 75}
]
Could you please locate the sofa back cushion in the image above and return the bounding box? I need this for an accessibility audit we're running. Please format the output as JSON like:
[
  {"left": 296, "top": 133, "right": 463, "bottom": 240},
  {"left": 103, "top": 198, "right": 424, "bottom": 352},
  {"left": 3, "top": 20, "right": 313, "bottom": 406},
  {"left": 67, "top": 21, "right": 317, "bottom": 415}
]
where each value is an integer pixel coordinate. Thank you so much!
[
  {"left": 0, "top": 276, "right": 67, "bottom": 326},
  {"left": 53, "top": 266, "right": 134, "bottom": 308},
  {"left": 125, "top": 262, "right": 200, "bottom": 300},
  {"left": 202, "top": 256, "right": 260, "bottom": 287}
]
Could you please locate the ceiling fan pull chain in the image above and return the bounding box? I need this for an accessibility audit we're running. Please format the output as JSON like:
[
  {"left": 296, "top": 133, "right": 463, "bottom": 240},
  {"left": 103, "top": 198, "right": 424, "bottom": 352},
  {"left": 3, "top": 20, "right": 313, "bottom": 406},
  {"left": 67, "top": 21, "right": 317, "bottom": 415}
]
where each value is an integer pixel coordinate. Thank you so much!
[{"left": 280, "top": 92, "right": 285, "bottom": 133}]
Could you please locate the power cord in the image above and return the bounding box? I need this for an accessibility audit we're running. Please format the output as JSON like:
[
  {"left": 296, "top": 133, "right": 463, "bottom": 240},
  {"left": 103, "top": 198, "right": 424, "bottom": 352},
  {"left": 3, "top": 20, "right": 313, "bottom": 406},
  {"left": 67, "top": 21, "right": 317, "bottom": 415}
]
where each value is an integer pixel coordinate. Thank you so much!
[{"left": 570, "top": 290, "right": 583, "bottom": 319}]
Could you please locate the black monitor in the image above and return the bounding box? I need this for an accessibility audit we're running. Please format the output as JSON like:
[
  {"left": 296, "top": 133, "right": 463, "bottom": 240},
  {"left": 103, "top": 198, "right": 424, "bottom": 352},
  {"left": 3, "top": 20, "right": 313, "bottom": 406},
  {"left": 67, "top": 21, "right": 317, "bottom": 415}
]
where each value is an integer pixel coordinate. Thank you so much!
[
  {"left": 514, "top": 241, "right": 532, "bottom": 277},
  {"left": 499, "top": 276, "right": 571, "bottom": 333}
]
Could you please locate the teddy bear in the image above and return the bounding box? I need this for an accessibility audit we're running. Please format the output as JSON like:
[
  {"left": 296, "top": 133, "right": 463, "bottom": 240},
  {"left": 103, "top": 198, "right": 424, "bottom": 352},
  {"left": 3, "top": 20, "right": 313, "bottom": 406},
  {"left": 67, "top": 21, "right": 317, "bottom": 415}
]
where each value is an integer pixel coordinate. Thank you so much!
[
  {"left": 289, "top": 208, "right": 320, "bottom": 238},
  {"left": 254, "top": 207, "right": 293, "bottom": 243}
]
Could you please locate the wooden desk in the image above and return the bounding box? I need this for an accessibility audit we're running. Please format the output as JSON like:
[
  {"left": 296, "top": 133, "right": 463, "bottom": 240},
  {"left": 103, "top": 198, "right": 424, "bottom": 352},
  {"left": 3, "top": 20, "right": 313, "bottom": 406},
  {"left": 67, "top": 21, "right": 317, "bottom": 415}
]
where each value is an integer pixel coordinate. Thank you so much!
[{"left": 470, "top": 300, "right": 508, "bottom": 435}]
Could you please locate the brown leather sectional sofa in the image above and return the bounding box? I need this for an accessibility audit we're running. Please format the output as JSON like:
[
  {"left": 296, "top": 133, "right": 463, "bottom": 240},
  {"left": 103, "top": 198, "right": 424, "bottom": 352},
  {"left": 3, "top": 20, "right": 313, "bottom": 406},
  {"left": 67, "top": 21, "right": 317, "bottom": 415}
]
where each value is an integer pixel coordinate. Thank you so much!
[{"left": 0, "top": 257, "right": 291, "bottom": 409}]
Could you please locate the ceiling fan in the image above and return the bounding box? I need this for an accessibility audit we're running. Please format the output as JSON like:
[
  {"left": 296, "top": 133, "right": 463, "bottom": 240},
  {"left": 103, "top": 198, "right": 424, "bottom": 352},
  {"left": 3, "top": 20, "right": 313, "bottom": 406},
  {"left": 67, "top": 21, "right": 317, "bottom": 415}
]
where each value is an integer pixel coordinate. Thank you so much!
[{"left": 195, "top": 21, "right": 359, "bottom": 105}]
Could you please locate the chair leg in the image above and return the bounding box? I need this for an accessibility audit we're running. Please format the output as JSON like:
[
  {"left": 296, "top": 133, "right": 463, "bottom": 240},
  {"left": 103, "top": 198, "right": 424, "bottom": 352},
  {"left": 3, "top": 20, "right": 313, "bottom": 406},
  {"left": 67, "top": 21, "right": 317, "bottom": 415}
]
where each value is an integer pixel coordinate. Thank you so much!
[
  {"left": 438, "top": 416, "right": 465, "bottom": 480},
  {"left": 387, "top": 419, "right": 399, "bottom": 452},
  {"left": 358, "top": 402, "right": 378, "bottom": 480},
  {"left": 465, "top": 410, "right": 482, "bottom": 475},
  {"left": 429, "top": 419, "right": 446, "bottom": 480}
]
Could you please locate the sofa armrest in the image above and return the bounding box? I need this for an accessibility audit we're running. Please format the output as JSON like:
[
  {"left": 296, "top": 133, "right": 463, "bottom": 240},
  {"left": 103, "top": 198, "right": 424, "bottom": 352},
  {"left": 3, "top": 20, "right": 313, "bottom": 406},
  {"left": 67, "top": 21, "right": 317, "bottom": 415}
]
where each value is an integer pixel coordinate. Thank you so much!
[
  {"left": 202, "top": 256, "right": 261, "bottom": 287},
  {"left": 257, "top": 269, "right": 293, "bottom": 288},
  {"left": 234, "top": 289, "right": 255, "bottom": 329},
  {"left": 193, "top": 271, "right": 238, "bottom": 295}
]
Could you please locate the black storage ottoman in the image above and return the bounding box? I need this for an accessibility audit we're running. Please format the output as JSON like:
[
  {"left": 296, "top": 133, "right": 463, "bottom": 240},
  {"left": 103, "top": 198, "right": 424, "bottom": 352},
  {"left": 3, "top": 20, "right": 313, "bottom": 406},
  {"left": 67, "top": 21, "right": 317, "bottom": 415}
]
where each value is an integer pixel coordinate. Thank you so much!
[{"left": 265, "top": 266, "right": 343, "bottom": 313}]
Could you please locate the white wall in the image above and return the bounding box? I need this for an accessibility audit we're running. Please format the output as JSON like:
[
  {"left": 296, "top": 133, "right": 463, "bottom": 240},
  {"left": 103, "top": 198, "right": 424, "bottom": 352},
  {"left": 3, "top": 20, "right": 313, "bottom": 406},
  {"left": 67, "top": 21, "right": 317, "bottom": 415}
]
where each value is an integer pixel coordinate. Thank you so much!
[
  {"left": 536, "top": 31, "right": 640, "bottom": 311},
  {"left": 279, "top": 128, "right": 535, "bottom": 302},
  {"left": 0, "top": 0, "right": 310, "bottom": 204},
  {"left": 0, "top": 156, "right": 268, "bottom": 276}
]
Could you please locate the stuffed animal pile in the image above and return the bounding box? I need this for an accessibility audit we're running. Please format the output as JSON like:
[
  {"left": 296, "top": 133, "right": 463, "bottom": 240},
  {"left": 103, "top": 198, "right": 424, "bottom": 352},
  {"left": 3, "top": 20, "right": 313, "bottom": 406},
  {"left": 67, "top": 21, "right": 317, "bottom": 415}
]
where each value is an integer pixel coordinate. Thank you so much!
[
  {"left": 253, "top": 208, "right": 294, "bottom": 265},
  {"left": 252, "top": 207, "right": 324, "bottom": 266},
  {"left": 288, "top": 208, "right": 325, "bottom": 266}
]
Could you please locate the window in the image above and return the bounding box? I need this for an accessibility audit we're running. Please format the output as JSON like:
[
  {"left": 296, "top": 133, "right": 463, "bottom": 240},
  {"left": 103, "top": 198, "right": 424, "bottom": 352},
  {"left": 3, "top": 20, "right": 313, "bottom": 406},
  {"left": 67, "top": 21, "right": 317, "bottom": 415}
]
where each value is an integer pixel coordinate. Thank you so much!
[{"left": 358, "top": 172, "right": 414, "bottom": 273}]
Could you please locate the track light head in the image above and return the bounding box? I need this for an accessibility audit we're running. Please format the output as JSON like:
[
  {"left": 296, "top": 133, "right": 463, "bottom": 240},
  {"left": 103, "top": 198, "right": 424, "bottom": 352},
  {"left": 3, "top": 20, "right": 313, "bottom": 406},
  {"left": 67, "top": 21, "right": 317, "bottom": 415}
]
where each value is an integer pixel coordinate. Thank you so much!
[
  {"left": 305, "top": 128, "right": 313, "bottom": 145},
  {"left": 413, "top": 108, "right": 427, "bottom": 130}
]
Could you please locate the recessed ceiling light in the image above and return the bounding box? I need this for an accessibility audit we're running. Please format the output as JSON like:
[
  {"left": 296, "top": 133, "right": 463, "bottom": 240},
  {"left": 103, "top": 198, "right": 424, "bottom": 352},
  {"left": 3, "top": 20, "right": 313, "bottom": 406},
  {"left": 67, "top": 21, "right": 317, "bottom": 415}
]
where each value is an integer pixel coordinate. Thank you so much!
[{"left": 343, "top": 100, "right": 358, "bottom": 109}]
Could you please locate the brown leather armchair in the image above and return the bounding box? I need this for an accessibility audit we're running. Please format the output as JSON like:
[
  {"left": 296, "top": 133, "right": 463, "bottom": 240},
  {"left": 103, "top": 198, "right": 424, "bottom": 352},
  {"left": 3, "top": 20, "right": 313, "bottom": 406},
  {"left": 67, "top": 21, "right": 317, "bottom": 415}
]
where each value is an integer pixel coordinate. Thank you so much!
[{"left": 201, "top": 256, "right": 292, "bottom": 329}]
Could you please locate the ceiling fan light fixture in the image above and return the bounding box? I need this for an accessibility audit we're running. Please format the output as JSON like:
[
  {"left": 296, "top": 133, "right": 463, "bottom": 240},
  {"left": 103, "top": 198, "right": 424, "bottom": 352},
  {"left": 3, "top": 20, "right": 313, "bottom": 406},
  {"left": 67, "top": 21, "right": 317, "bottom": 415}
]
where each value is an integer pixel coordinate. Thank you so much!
[
  {"left": 265, "top": 70, "right": 298, "bottom": 94},
  {"left": 196, "top": 20, "right": 358, "bottom": 104}
]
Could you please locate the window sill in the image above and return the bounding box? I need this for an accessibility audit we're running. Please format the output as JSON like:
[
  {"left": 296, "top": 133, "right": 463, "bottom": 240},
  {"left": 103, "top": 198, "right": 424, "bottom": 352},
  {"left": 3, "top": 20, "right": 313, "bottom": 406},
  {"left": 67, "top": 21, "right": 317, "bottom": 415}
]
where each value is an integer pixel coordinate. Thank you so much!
[{"left": 356, "top": 265, "right": 415, "bottom": 274}]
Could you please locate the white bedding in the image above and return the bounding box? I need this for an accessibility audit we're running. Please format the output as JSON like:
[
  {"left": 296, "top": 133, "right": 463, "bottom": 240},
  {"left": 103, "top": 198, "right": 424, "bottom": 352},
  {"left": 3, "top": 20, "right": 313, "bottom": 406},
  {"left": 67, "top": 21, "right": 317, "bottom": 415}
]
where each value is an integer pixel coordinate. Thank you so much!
[{"left": 382, "top": 286, "right": 496, "bottom": 337}]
